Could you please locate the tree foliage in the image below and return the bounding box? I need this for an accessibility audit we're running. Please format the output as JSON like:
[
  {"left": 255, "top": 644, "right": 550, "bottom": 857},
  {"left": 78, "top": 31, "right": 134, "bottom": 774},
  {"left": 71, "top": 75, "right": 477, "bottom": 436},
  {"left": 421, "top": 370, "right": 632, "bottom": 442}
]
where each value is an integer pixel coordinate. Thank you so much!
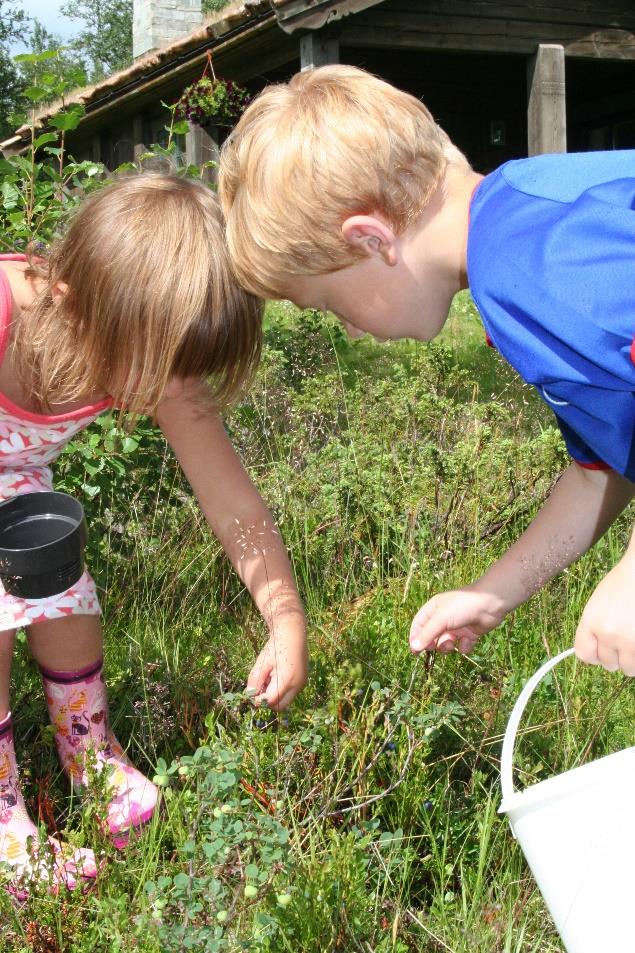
[
  {"left": 60, "top": 0, "right": 132, "bottom": 82},
  {"left": 0, "top": 0, "right": 29, "bottom": 139},
  {"left": 202, "top": 0, "right": 232, "bottom": 14},
  {"left": 0, "top": 0, "right": 26, "bottom": 46}
]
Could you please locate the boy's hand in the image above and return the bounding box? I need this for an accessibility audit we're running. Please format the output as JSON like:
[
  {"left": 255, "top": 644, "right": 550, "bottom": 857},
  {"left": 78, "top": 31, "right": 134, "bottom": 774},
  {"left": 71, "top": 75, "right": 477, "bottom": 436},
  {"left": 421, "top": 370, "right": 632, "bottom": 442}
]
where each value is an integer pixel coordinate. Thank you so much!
[
  {"left": 575, "top": 553, "right": 635, "bottom": 676},
  {"left": 246, "top": 620, "right": 309, "bottom": 710},
  {"left": 409, "top": 585, "right": 506, "bottom": 655}
]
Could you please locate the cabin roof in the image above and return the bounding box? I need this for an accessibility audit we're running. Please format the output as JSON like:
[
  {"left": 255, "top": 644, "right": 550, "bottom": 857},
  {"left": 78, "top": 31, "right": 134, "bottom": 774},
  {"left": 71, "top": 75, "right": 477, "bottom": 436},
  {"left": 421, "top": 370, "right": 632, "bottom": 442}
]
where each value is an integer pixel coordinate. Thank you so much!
[{"left": 1, "top": 0, "right": 383, "bottom": 151}]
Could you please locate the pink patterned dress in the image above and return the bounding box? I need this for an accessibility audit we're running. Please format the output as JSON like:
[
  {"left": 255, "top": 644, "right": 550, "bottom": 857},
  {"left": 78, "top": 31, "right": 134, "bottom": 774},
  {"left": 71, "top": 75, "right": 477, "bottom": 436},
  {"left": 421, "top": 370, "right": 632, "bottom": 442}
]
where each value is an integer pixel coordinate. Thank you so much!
[{"left": 0, "top": 255, "right": 112, "bottom": 631}]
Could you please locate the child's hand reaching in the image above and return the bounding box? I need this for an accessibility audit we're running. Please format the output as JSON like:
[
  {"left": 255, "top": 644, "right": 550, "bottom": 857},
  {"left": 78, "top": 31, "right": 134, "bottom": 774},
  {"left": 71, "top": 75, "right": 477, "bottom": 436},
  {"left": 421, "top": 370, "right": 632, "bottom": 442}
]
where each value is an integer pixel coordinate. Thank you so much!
[
  {"left": 575, "top": 553, "right": 635, "bottom": 676},
  {"left": 246, "top": 618, "right": 309, "bottom": 710},
  {"left": 409, "top": 584, "right": 506, "bottom": 655}
]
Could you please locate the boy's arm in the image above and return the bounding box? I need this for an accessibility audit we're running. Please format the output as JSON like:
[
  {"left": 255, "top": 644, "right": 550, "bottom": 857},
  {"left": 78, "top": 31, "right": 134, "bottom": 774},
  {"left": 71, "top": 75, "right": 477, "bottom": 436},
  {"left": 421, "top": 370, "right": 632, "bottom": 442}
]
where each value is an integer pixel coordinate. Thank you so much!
[
  {"left": 410, "top": 462, "right": 634, "bottom": 654},
  {"left": 156, "top": 379, "right": 307, "bottom": 710}
]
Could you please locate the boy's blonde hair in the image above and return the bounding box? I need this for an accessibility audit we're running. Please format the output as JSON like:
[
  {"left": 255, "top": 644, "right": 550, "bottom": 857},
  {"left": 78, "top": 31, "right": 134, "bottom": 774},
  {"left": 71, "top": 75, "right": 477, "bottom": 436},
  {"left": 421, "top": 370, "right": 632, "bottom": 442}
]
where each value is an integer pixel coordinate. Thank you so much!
[
  {"left": 219, "top": 64, "right": 470, "bottom": 299},
  {"left": 19, "top": 174, "right": 262, "bottom": 416}
]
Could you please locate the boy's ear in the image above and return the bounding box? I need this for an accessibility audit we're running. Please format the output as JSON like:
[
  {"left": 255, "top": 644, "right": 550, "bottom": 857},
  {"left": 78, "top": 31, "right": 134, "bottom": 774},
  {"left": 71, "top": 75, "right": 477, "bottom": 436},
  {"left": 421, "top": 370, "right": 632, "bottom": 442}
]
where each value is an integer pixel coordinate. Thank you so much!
[{"left": 341, "top": 216, "right": 398, "bottom": 266}]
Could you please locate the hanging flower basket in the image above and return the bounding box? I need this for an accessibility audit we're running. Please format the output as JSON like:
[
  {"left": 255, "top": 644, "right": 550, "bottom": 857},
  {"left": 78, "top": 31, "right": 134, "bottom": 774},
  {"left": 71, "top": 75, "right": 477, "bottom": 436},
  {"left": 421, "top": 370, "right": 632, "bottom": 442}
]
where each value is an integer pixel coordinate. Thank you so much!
[{"left": 175, "top": 76, "right": 250, "bottom": 128}]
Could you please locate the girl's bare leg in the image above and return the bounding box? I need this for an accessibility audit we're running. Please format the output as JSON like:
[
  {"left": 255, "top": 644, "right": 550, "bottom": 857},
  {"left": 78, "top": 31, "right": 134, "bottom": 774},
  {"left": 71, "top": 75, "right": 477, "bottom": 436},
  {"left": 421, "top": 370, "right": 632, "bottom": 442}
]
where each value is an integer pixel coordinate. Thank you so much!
[
  {"left": 26, "top": 614, "right": 103, "bottom": 672},
  {"left": 0, "top": 628, "right": 16, "bottom": 722}
]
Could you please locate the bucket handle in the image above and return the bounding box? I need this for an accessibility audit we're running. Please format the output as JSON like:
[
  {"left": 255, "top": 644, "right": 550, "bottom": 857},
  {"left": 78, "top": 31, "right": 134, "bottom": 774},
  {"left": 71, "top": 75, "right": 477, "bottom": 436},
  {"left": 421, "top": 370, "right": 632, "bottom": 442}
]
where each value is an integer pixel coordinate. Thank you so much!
[{"left": 500, "top": 647, "right": 575, "bottom": 802}]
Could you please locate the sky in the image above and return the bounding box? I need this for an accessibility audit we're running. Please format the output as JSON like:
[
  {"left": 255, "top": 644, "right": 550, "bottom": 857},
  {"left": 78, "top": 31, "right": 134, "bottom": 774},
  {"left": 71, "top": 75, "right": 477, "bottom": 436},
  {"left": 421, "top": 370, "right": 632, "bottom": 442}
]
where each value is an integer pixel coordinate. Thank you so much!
[{"left": 10, "top": 0, "right": 78, "bottom": 54}]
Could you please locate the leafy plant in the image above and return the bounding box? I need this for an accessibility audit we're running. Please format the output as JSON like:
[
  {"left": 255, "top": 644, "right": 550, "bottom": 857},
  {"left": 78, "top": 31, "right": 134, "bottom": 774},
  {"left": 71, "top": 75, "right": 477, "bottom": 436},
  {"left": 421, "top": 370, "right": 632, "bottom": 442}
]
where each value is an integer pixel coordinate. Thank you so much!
[
  {"left": 0, "top": 49, "right": 101, "bottom": 247},
  {"left": 175, "top": 76, "right": 250, "bottom": 128},
  {"left": 143, "top": 733, "right": 292, "bottom": 952}
]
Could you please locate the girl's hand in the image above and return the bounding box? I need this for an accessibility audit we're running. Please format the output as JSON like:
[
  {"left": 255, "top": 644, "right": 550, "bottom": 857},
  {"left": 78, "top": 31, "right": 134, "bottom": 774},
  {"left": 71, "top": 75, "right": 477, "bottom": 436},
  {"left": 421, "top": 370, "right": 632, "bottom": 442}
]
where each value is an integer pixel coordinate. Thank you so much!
[
  {"left": 575, "top": 554, "right": 635, "bottom": 676},
  {"left": 246, "top": 619, "right": 309, "bottom": 710},
  {"left": 409, "top": 585, "right": 506, "bottom": 655}
]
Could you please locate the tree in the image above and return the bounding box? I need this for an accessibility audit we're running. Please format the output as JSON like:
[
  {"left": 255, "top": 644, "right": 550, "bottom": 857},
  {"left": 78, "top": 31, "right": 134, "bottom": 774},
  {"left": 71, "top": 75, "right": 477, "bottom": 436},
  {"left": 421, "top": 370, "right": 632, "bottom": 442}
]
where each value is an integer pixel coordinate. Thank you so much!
[
  {"left": 60, "top": 0, "right": 132, "bottom": 83},
  {"left": 0, "top": 0, "right": 26, "bottom": 46},
  {"left": 0, "top": 0, "right": 29, "bottom": 138}
]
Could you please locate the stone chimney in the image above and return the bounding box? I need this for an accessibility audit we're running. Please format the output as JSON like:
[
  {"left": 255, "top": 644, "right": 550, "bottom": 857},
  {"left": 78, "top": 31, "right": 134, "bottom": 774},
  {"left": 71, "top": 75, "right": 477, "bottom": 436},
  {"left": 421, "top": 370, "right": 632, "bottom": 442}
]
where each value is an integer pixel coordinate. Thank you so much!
[{"left": 133, "top": 0, "right": 203, "bottom": 59}]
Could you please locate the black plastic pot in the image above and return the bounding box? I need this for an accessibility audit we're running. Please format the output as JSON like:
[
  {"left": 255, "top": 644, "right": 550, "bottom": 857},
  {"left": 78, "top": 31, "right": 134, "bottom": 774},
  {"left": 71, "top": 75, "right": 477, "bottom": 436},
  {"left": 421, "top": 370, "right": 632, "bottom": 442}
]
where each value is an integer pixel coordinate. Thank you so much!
[{"left": 0, "top": 491, "right": 87, "bottom": 599}]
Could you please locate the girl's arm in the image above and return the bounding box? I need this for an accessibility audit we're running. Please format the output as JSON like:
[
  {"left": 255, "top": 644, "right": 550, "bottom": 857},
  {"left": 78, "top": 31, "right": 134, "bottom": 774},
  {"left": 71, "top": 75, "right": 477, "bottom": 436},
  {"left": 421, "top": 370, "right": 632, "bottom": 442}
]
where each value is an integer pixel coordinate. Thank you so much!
[
  {"left": 156, "top": 378, "right": 307, "bottom": 710},
  {"left": 409, "top": 462, "right": 634, "bottom": 657}
]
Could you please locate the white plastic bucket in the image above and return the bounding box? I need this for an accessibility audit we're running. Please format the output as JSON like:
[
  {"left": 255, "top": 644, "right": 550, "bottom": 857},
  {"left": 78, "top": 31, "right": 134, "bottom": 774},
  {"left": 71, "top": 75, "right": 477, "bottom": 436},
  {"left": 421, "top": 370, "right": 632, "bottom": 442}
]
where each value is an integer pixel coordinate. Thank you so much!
[{"left": 499, "top": 647, "right": 635, "bottom": 953}]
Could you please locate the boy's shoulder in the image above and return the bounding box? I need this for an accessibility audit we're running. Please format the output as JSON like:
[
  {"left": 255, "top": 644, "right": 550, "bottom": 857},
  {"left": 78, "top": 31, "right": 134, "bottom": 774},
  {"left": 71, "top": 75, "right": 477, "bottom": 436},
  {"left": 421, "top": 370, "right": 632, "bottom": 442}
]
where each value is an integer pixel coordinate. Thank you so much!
[{"left": 488, "top": 149, "right": 635, "bottom": 205}]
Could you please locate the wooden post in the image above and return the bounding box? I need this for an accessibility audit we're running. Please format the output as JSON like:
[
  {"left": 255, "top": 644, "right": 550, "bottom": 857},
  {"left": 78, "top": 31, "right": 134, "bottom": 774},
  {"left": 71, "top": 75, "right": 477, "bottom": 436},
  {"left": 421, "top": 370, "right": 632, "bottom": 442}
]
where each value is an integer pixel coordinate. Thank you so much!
[
  {"left": 185, "top": 124, "right": 220, "bottom": 182},
  {"left": 132, "top": 114, "right": 147, "bottom": 161},
  {"left": 300, "top": 32, "right": 339, "bottom": 71},
  {"left": 527, "top": 44, "right": 567, "bottom": 156},
  {"left": 90, "top": 134, "right": 102, "bottom": 165}
]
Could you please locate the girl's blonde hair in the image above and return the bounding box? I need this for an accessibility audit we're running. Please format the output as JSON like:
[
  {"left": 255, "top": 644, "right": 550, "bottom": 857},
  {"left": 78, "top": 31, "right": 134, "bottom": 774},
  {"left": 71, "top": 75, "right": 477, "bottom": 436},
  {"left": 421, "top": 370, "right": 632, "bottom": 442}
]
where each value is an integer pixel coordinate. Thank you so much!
[
  {"left": 18, "top": 174, "right": 262, "bottom": 416},
  {"left": 219, "top": 64, "right": 470, "bottom": 299}
]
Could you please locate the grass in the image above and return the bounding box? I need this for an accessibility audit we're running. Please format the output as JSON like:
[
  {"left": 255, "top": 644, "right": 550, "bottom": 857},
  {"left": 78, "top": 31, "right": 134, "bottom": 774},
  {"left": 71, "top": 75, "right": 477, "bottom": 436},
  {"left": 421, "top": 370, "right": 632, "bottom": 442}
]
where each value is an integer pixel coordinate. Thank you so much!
[{"left": 1, "top": 293, "right": 633, "bottom": 951}]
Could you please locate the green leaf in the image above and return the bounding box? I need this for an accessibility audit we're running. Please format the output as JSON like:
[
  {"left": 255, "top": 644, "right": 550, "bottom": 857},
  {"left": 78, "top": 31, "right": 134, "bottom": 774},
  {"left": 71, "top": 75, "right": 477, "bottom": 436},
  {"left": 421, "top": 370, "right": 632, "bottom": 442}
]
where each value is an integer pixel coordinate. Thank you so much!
[
  {"left": 13, "top": 52, "right": 40, "bottom": 64},
  {"left": 121, "top": 436, "right": 138, "bottom": 453},
  {"left": 49, "top": 105, "right": 85, "bottom": 132},
  {"left": 170, "top": 119, "right": 190, "bottom": 136},
  {"left": 173, "top": 872, "right": 190, "bottom": 890},
  {"left": 1, "top": 181, "right": 20, "bottom": 210},
  {"left": 8, "top": 156, "right": 33, "bottom": 175},
  {"left": 15, "top": 49, "right": 59, "bottom": 64},
  {"left": 32, "top": 133, "right": 59, "bottom": 150},
  {"left": 23, "top": 86, "right": 49, "bottom": 102}
]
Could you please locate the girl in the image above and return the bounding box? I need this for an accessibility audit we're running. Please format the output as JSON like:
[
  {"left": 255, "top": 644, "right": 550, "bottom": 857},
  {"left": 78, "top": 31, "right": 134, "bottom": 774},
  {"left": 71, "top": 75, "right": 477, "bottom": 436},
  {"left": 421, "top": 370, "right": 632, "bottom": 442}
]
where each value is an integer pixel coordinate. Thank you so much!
[{"left": 0, "top": 174, "right": 308, "bottom": 894}]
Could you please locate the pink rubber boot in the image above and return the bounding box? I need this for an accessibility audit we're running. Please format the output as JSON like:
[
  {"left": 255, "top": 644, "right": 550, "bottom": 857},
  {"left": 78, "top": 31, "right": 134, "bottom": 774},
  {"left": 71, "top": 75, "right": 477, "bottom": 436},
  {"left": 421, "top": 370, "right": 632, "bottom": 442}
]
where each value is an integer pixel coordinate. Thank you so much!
[
  {"left": 40, "top": 659, "right": 158, "bottom": 849},
  {"left": 0, "top": 712, "right": 98, "bottom": 897}
]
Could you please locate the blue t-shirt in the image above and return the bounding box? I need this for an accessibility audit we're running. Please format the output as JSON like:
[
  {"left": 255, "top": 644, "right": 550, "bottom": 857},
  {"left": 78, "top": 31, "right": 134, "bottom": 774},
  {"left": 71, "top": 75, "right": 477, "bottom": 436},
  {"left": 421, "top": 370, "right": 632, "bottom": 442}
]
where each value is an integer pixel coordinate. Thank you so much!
[{"left": 467, "top": 150, "right": 635, "bottom": 478}]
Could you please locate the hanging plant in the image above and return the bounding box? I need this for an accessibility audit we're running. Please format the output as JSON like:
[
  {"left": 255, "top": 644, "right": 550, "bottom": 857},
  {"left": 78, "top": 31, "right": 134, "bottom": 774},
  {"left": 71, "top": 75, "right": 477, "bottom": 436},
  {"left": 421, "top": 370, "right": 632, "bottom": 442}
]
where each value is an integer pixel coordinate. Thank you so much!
[{"left": 175, "top": 53, "right": 250, "bottom": 128}]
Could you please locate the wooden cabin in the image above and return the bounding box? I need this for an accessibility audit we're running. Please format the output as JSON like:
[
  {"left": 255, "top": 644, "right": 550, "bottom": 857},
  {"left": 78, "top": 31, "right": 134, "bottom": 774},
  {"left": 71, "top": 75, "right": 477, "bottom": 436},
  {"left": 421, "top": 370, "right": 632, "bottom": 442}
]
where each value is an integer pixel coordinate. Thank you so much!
[{"left": 2, "top": 0, "right": 635, "bottom": 174}]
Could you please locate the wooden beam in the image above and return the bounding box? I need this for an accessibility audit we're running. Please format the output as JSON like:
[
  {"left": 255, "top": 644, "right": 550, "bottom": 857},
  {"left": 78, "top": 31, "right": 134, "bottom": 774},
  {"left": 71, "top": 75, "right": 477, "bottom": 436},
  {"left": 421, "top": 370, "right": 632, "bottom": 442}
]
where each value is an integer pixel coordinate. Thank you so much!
[
  {"left": 300, "top": 32, "right": 339, "bottom": 70},
  {"left": 337, "top": 6, "right": 635, "bottom": 59},
  {"left": 276, "top": 0, "right": 385, "bottom": 33},
  {"left": 527, "top": 44, "right": 566, "bottom": 155},
  {"left": 566, "top": 28, "right": 635, "bottom": 59}
]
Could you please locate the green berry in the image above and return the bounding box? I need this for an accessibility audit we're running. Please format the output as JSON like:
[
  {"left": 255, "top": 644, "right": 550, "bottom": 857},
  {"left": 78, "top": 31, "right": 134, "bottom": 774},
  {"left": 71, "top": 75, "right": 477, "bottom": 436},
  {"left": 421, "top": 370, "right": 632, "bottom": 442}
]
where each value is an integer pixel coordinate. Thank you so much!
[
  {"left": 216, "top": 910, "right": 228, "bottom": 923},
  {"left": 276, "top": 893, "right": 292, "bottom": 907},
  {"left": 244, "top": 884, "right": 258, "bottom": 899}
]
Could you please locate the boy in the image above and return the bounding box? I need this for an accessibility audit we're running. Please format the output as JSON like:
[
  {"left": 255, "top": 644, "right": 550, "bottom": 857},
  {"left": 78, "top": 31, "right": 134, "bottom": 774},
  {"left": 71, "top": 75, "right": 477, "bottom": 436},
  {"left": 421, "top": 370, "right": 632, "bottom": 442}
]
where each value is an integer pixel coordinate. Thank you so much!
[{"left": 219, "top": 65, "right": 635, "bottom": 676}]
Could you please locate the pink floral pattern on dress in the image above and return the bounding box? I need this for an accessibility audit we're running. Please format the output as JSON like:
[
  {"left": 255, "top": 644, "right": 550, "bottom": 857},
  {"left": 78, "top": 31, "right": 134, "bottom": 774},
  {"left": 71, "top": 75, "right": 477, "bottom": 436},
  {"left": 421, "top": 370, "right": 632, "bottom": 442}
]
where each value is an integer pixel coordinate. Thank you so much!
[{"left": 0, "top": 402, "right": 107, "bottom": 632}]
